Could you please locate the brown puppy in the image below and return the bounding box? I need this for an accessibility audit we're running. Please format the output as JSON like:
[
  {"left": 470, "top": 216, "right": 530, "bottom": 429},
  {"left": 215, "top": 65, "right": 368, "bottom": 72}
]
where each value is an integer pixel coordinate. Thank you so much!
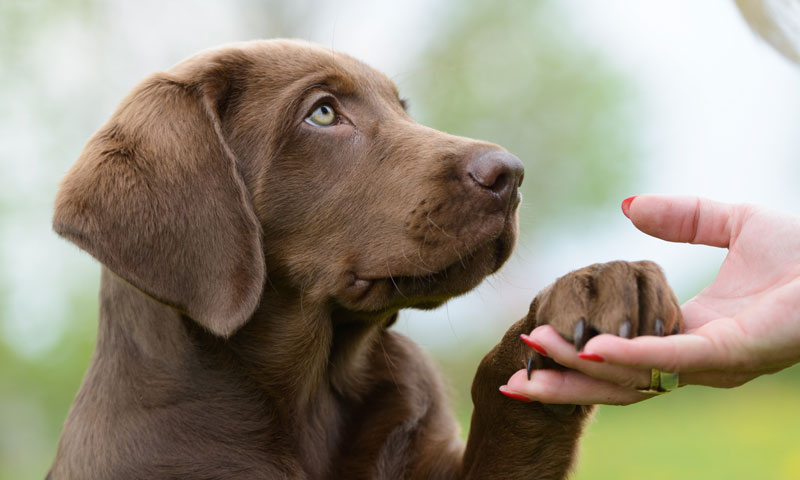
[{"left": 50, "top": 40, "right": 681, "bottom": 479}]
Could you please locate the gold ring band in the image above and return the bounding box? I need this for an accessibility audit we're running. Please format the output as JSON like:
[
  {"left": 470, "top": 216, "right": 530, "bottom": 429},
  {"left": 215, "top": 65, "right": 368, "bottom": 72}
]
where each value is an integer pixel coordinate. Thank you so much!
[
  {"left": 659, "top": 371, "right": 680, "bottom": 391},
  {"left": 636, "top": 369, "right": 679, "bottom": 394}
]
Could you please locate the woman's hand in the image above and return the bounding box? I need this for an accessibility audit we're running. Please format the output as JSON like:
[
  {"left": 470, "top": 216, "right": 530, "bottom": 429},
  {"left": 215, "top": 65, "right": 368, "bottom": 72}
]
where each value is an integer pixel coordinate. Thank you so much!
[{"left": 504, "top": 195, "right": 800, "bottom": 405}]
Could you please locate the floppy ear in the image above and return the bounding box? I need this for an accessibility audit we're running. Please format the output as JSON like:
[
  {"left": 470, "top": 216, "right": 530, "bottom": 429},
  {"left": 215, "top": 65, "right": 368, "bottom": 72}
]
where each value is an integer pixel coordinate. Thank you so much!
[{"left": 53, "top": 61, "right": 264, "bottom": 337}]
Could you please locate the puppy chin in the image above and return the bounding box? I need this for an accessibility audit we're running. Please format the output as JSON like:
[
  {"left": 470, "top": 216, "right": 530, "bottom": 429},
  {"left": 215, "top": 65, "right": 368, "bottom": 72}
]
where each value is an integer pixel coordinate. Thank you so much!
[{"left": 335, "top": 240, "right": 512, "bottom": 314}]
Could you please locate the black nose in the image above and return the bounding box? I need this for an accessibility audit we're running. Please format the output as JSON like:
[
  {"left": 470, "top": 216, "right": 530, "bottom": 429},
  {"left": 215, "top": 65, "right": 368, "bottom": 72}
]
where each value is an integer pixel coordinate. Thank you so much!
[{"left": 466, "top": 150, "right": 524, "bottom": 207}]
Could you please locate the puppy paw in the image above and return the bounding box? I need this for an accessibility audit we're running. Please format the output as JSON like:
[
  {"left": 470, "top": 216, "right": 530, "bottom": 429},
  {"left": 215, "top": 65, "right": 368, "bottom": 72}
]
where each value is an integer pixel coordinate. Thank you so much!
[{"left": 531, "top": 260, "right": 682, "bottom": 350}]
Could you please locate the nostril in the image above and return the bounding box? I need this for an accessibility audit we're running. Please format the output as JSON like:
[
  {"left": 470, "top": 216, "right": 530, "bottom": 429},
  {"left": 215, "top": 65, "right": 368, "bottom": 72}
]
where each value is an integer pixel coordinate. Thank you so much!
[
  {"left": 493, "top": 172, "right": 508, "bottom": 192},
  {"left": 469, "top": 169, "right": 508, "bottom": 193},
  {"left": 467, "top": 150, "right": 524, "bottom": 197}
]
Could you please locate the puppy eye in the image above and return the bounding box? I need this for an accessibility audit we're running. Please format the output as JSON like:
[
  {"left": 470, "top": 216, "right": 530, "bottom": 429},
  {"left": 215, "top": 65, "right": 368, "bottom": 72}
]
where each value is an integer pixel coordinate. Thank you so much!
[{"left": 305, "top": 104, "right": 337, "bottom": 127}]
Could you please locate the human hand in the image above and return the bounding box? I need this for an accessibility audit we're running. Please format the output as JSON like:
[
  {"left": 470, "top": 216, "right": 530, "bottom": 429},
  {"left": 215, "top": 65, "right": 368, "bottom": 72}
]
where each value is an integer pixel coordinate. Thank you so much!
[{"left": 503, "top": 195, "right": 800, "bottom": 405}]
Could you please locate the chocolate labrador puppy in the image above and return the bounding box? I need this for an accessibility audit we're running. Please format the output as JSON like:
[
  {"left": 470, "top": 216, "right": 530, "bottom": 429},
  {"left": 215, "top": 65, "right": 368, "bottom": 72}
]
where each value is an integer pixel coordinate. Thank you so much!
[{"left": 50, "top": 40, "right": 681, "bottom": 479}]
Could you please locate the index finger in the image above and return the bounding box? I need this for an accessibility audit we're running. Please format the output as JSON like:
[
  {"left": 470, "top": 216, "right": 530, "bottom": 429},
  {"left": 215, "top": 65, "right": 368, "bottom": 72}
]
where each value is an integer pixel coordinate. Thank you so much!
[
  {"left": 625, "top": 195, "right": 737, "bottom": 248},
  {"left": 581, "top": 318, "right": 748, "bottom": 373}
]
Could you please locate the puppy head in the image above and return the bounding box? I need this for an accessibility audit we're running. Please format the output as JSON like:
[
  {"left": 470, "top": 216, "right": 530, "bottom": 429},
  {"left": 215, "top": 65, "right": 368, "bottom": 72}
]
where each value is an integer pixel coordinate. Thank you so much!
[
  {"left": 228, "top": 41, "right": 524, "bottom": 313},
  {"left": 54, "top": 40, "right": 523, "bottom": 335}
]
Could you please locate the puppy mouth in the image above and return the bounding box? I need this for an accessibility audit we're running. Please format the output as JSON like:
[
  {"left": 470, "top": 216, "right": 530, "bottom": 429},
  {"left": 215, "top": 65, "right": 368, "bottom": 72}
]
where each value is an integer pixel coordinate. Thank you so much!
[{"left": 343, "top": 216, "right": 517, "bottom": 310}]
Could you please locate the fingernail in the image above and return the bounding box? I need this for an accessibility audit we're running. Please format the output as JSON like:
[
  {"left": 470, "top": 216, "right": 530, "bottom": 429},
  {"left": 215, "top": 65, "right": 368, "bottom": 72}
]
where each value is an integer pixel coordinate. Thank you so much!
[
  {"left": 621, "top": 195, "right": 637, "bottom": 218},
  {"left": 499, "top": 386, "right": 532, "bottom": 402},
  {"left": 578, "top": 352, "right": 604, "bottom": 362},
  {"left": 520, "top": 334, "right": 547, "bottom": 356}
]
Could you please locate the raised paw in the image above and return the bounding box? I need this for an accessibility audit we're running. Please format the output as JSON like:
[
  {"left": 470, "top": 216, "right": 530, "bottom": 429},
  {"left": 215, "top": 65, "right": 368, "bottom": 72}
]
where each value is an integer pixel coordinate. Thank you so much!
[{"left": 531, "top": 260, "right": 682, "bottom": 350}]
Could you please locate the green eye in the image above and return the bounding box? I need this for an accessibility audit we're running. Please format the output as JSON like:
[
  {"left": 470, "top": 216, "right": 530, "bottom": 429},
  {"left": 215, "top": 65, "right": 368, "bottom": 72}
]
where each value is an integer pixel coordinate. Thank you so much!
[{"left": 305, "top": 104, "right": 337, "bottom": 127}]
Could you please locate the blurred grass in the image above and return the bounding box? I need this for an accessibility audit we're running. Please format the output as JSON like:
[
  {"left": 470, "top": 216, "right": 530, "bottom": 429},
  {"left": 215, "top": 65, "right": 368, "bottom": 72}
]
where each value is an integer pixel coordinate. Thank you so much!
[
  {"left": 0, "top": 284, "right": 97, "bottom": 480},
  {"left": 576, "top": 372, "right": 800, "bottom": 480},
  {"left": 434, "top": 344, "right": 800, "bottom": 479}
]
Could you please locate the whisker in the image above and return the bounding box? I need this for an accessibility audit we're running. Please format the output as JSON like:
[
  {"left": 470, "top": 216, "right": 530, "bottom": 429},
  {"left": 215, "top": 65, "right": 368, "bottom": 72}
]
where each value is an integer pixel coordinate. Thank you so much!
[
  {"left": 416, "top": 230, "right": 435, "bottom": 271},
  {"left": 400, "top": 244, "right": 430, "bottom": 272},
  {"left": 445, "top": 301, "right": 459, "bottom": 341},
  {"left": 386, "top": 257, "right": 406, "bottom": 298},
  {"left": 426, "top": 213, "right": 456, "bottom": 239}
]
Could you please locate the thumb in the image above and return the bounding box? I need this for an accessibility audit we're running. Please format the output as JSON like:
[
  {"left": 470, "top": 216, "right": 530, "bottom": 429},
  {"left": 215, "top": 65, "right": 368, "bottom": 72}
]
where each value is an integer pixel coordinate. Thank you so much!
[{"left": 622, "top": 195, "right": 736, "bottom": 248}]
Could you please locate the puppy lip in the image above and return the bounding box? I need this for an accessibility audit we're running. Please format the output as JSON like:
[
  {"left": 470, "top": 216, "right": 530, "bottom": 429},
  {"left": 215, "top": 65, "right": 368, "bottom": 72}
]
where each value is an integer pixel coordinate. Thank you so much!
[
  {"left": 357, "top": 235, "right": 510, "bottom": 283},
  {"left": 356, "top": 213, "right": 517, "bottom": 283},
  {"left": 336, "top": 271, "right": 375, "bottom": 302},
  {"left": 344, "top": 272, "right": 373, "bottom": 298},
  {"left": 355, "top": 241, "right": 487, "bottom": 282},
  {"left": 491, "top": 235, "right": 511, "bottom": 273},
  {"left": 345, "top": 224, "right": 516, "bottom": 310}
]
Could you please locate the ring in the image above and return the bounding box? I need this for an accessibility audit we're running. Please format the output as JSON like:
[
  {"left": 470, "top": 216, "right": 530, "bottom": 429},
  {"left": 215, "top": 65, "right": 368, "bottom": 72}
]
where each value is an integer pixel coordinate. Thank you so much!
[{"left": 636, "top": 369, "right": 679, "bottom": 394}]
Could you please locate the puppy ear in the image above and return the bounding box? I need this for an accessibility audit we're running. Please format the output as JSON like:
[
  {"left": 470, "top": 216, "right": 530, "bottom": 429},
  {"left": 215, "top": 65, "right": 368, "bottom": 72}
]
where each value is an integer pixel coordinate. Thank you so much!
[{"left": 53, "top": 60, "right": 264, "bottom": 337}]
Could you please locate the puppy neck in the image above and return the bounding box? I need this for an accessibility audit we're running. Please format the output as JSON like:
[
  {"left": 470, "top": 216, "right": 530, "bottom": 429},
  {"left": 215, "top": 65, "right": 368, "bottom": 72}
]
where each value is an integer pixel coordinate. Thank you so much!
[
  {"left": 231, "top": 288, "right": 395, "bottom": 404},
  {"left": 96, "top": 267, "right": 193, "bottom": 363},
  {"left": 95, "top": 266, "right": 394, "bottom": 411}
]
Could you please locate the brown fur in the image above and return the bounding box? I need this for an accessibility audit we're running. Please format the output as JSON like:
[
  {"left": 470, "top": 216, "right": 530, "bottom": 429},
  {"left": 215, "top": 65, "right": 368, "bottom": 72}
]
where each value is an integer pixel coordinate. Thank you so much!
[{"left": 50, "top": 40, "right": 681, "bottom": 479}]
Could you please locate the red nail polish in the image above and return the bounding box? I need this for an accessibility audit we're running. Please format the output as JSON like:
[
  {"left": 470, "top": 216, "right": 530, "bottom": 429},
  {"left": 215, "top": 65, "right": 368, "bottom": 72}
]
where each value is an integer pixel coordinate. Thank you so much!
[
  {"left": 499, "top": 386, "right": 532, "bottom": 402},
  {"left": 520, "top": 334, "right": 547, "bottom": 356},
  {"left": 621, "top": 195, "right": 637, "bottom": 219},
  {"left": 578, "top": 352, "right": 604, "bottom": 362}
]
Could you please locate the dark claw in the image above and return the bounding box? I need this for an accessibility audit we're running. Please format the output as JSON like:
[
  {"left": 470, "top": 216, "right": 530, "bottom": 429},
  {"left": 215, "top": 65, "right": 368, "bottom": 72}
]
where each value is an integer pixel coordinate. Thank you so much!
[
  {"left": 526, "top": 356, "right": 535, "bottom": 380},
  {"left": 671, "top": 323, "right": 680, "bottom": 335},
  {"left": 619, "top": 319, "right": 632, "bottom": 338},
  {"left": 654, "top": 318, "right": 665, "bottom": 336},
  {"left": 573, "top": 317, "right": 586, "bottom": 350}
]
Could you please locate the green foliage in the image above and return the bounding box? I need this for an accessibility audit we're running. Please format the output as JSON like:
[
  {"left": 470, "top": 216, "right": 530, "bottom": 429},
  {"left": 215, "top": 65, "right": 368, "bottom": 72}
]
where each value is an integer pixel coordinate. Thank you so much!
[
  {"left": 0, "top": 281, "right": 97, "bottom": 479},
  {"left": 407, "top": 0, "right": 639, "bottom": 228},
  {"left": 0, "top": 0, "right": 96, "bottom": 65}
]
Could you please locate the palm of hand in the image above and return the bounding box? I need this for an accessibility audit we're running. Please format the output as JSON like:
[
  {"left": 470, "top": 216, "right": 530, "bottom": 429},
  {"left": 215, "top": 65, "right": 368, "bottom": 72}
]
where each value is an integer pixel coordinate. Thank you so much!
[{"left": 682, "top": 207, "right": 800, "bottom": 378}]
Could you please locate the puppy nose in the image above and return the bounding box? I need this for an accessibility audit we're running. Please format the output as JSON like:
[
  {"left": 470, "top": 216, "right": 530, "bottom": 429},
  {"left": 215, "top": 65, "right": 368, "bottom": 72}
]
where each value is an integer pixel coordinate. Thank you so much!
[{"left": 466, "top": 150, "right": 524, "bottom": 205}]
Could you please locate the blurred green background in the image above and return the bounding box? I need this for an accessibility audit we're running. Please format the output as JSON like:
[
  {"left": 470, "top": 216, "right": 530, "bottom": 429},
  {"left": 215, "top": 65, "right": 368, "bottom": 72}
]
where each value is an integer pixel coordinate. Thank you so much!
[{"left": 1, "top": 0, "right": 799, "bottom": 478}]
